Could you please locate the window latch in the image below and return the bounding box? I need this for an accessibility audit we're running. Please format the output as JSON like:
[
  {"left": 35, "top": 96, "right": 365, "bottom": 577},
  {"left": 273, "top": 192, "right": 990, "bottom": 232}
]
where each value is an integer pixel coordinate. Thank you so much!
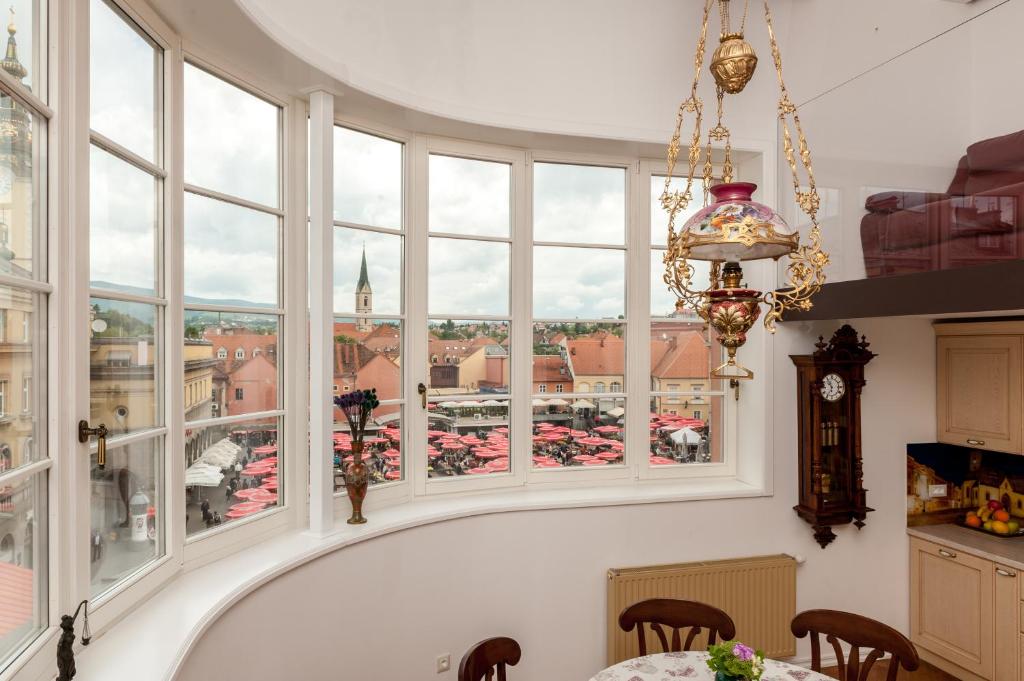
[
  {"left": 417, "top": 382, "right": 427, "bottom": 409},
  {"left": 78, "top": 420, "right": 108, "bottom": 468}
]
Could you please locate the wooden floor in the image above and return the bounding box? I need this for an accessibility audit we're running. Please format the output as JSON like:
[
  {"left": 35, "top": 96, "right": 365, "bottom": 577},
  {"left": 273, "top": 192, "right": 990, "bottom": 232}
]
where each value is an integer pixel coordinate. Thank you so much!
[{"left": 821, "top": 659, "right": 959, "bottom": 681}]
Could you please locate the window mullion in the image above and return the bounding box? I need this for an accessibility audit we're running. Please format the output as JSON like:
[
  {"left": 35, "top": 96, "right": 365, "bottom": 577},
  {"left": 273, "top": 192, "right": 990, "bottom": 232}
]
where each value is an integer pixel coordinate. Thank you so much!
[
  {"left": 629, "top": 161, "right": 652, "bottom": 477},
  {"left": 307, "top": 90, "right": 334, "bottom": 535}
]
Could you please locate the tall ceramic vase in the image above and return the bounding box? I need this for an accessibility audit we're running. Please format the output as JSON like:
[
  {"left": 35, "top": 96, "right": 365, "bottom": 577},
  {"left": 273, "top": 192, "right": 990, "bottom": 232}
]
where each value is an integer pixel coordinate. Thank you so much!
[{"left": 344, "top": 440, "right": 369, "bottom": 524}]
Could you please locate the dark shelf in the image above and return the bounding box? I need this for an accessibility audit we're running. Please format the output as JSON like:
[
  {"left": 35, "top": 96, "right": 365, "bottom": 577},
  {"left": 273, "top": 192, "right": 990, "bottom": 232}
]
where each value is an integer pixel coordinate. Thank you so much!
[{"left": 782, "top": 260, "right": 1024, "bottom": 321}]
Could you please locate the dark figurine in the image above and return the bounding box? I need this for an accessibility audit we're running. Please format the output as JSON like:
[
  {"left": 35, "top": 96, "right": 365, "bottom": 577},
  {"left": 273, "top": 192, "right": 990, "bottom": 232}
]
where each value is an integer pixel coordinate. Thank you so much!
[{"left": 56, "top": 600, "right": 91, "bottom": 681}]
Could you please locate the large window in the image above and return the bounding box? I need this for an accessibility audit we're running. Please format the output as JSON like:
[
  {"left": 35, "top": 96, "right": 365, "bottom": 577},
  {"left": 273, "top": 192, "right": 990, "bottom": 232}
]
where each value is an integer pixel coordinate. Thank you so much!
[
  {"left": 332, "top": 125, "right": 404, "bottom": 488},
  {"left": 531, "top": 162, "right": 627, "bottom": 470},
  {"left": 183, "top": 63, "right": 283, "bottom": 536},
  {"left": 88, "top": 0, "right": 165, "bottom": 598},
  {"left": 425, "top": 151, "right": 512, "bottom": 479}
]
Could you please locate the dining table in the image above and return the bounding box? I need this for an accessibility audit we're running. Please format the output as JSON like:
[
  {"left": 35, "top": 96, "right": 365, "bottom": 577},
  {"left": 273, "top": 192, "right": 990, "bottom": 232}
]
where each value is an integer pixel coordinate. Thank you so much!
[{"left": 589, "top": 651, "right": 834, "bottom": 681}]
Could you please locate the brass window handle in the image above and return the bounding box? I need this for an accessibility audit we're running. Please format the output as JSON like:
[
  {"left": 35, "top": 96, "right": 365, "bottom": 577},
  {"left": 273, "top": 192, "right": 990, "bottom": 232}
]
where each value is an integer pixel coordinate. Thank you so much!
[
  {"left": 78, "top": 420, "right": 108, "bottom": 468},
  {"left": 996, "top": 567, "right": 1017, "bottom": 578},
  {"left": 938, "top": 549, "right": 957, "bottom": 559},
  {"left": 417, "top": 382, "right": 427, "bottom": 409},
  {"left": 966, "top": 439, "right": 986, "bottom": 446}
]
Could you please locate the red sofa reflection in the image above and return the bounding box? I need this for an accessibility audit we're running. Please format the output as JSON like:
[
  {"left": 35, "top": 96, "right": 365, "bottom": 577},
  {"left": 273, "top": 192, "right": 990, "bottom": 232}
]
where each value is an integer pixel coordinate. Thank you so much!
[{"left": 861, "top": 129, "right": 1024, "bottom": 278}]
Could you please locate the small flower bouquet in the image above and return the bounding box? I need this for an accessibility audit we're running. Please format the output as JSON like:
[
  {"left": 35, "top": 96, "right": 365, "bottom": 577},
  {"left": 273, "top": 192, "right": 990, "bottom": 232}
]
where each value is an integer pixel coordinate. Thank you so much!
[
  {"left": 706, "top": 641, "right": 766, "bottom": 681},
  {"left": 333, "top": 388, "right": 380, "bottom": 443}
]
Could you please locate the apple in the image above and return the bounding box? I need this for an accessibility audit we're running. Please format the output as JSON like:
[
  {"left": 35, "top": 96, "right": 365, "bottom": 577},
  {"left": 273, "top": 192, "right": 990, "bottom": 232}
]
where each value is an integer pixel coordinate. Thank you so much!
[{"left": 989, "top": 500, "right": 1003, "bottom": 510}]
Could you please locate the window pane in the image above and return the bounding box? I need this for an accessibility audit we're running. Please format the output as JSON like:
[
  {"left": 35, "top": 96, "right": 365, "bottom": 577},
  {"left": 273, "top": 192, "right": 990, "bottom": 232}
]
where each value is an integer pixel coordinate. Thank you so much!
[
  {"left": 334, "top": 127, "right": 402, "bottom": 229},
  {"left": 0, "top": 286, "right": 41, "bottom": 474},
  {"left": 185, "top": 416, "right": 280, "bottom": 536},
  {"left": 426, "top": 319, "right": 509, "bottom": 395},
  {"left": 0, "top": 473, "right": 46, "bottom": 669},
  {"left": 531, "top": 397, "right": 624, "bottom": 468},
  {"left": 651, "top": 175, "right": 708, "bottom": 247},
  {"left": 0, "top": 95, "right": 41, "bottom": 279},
  {"left": 2, "top": 1, "right": 40, "bottom": 96},
  {"left": 428, "top": 238, "right": 509, "bottom": 316},
  {"left": 90, "top": 0, "right": 156, "bottom": 161},
  {"left": 533, "top": 246, "right": 624, "bottom": 319},
  {"left": 333, "top": 228, "right": 401, "bottom": 316},
  {"left": 185, "top": 310, "right": 279, "bottom": 419},
  {"left": 334, "top": 406, "right": 402, "bottom": 490},
  {"left": 426, "top": 400, "right": 510, "bottom": 478},
  {"left": 184, "top": 193, "right": 278, "bottom": 308},
  {"left": 650, "top": 395, "right": 723, "bottom": 465},
  {"left": 90, "top": 298, "right": 159, "bottom": 435},
  {"left": 534, "top": 163, "right": 625, "bottom": 245},
  {"left": 532, "top": 322, "right": 623, "bottom": 394},
  {"left": 650, "top": 321, "right": 722, "bottom": 390},
  {"left": 428, "top": 155, "right": 509, "bottom": 237},
  {"left": 184, "top": 64, "right": 279, "bottom": 207},
  {"left": 333, "top": 318, "right": 401, "bottom": 401},
  {"left": 90, "top": 145, "right": 157, "bottom": 294},
  {"left": 90, "top": 437, "right": 164, "bottom": 597}
]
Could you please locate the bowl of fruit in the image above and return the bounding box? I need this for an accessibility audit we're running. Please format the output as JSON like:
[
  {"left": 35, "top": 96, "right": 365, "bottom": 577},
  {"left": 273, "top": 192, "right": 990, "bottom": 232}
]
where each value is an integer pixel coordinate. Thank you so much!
[{"left": 961, "top": 500, "right": 1024, "bottom": 537}]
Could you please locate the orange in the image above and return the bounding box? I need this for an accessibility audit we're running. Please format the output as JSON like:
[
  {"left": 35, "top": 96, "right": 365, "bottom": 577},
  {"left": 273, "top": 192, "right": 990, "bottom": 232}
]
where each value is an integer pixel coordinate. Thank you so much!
[
  {"left": 991, "top": 520, "right": 1011, "bottom": 535},
  {"left": 994, "top": 510, "right": 1011, "bottom": 523},
  {"left": 966, "top": 514, "right": 983, "bottom": 528}
]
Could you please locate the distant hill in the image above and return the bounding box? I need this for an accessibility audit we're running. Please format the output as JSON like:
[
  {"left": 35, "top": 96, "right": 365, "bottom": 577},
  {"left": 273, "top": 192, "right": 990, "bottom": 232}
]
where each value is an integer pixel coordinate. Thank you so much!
[{"left": 90, "top": 281, "right": 275, "bottom": 309}]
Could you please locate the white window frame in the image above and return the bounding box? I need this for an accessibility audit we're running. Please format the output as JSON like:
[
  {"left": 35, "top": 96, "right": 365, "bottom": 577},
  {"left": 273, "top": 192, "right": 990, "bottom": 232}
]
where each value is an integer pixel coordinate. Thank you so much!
[{"left": 412, "top": 136, "right": 527, "bottom": 498}]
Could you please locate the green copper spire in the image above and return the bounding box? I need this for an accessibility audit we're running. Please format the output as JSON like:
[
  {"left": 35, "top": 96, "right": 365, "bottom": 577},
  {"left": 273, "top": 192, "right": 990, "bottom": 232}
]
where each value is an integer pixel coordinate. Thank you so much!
[
  {"left": 356, "top": 244, "right": 371, "bottom": 293},
  {"left": 2, "top": 8, "right": 26, "bottom": 83}
]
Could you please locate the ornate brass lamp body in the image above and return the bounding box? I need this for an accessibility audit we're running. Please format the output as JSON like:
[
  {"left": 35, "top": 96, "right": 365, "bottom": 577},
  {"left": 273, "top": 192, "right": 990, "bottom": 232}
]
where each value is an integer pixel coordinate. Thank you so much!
[{"left": 662, "top": 0, "right": 829, "bottom": 379}]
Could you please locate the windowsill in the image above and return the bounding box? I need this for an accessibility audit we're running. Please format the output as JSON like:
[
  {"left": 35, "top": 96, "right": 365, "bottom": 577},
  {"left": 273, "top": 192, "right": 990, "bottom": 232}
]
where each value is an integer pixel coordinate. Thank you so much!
[{"left": 74, "top": 475, "right": 766, "bottom": 681}]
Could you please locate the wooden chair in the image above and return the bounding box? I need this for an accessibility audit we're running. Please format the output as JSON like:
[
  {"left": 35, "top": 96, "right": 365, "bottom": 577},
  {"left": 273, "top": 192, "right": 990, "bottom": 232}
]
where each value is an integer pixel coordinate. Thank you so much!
[
  {"left": 458, "top": 636, "right": 522, "bottom": 681},
  {"left": 791, "top": 609, "right": 920, "bottom": 681},
  {"left": 618, "top": 598, "right": 737, "bottom": 655}
]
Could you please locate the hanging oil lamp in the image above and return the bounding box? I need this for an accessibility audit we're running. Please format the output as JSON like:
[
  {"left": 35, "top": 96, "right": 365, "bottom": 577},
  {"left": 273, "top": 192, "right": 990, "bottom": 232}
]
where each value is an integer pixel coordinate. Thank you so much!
[{"left": 662, "top": 0, "right": 829, "bottom": 379}]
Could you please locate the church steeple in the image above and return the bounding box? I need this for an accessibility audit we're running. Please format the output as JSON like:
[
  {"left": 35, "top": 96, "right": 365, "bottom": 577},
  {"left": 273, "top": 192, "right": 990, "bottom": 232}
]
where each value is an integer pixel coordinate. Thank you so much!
[{"left": 355, "top": 245, "right": 372, "bottom": 332}]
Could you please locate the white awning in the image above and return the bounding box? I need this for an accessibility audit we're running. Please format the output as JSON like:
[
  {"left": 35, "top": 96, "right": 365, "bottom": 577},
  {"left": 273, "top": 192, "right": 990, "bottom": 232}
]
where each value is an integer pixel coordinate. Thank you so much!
[
  {"left": 669, "top": 427, "right": 701, "bottom": 445},
  {"left": 571, "top": 399, "right": 596, "bottom": 410},
  {"left": 546, "top": 398, "right": 569, "bottom": 406},
  {"left": 531, "top": 398, "right": 548, "bottom": 407},
  {"left": 607, "top": 406, "right": 625, "bottom": 417}
]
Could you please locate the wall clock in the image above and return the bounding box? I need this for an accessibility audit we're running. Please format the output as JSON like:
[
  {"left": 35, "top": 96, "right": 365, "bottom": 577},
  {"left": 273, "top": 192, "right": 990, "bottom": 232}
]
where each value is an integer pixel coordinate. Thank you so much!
[{"left": 791, "top": 325, "right": 876, "bottom": 548}]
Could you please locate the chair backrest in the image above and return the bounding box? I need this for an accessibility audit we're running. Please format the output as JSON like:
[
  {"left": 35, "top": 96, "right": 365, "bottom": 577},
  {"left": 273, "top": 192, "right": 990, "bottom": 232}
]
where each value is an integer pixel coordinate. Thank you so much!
[
  {"left": 458, "top": 637, "right": 522, "bottom": 681},
  {"left": 618, "top": 598, "right": 737, "bottom": 655},
  {"left": 791, "top": 609, "right": 920, "bottom": 681}
]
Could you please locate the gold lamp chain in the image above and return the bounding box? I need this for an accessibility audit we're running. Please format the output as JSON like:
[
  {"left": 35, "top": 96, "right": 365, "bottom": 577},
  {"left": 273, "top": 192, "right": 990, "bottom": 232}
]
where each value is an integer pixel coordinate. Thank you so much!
[
  {"left": 661, "top": 0, "right": 714, "bottom": 240},
  {"left": 759, "top": 0, "right": 829, "bottom": 331}
]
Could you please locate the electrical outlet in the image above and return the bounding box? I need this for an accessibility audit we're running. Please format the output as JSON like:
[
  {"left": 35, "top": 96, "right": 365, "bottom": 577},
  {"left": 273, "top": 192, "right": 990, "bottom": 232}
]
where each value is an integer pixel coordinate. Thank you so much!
[
  {"left": 436, "top": 654, "right": 451, "bottom": 674},
  {"left": 929, "top": 484, "right": 948, "bottom": 498}
]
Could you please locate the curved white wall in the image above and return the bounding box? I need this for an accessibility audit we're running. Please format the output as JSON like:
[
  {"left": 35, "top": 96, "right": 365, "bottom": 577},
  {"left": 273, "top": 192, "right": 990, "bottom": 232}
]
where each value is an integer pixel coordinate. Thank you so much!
[
  {"left": 234, "top": 0, "right": 793, "bottom": 142},
  {"left": 177, "top": 316, "right": 933, "bottom": 681}
]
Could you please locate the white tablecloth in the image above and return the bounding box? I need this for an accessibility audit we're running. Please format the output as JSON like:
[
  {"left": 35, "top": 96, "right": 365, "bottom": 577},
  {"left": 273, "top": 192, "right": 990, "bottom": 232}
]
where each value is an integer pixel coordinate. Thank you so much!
[{"left": 590, "top": 651, "right": 833, "bottom": 681}]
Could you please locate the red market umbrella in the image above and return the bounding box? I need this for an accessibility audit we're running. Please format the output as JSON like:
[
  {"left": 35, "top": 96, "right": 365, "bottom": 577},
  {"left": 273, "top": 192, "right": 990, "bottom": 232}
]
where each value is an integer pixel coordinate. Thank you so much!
[
  {"left": 262, "top": 476, "right": 278, "bottom": 485},
  {"left": 252, "top": 445, "right": 278, "bottom": 455},
  {"left": 593, "top": 425, "right": 621, "bottom": 434},
  {"left": 596, "top": 452, "right": 621, "bottom": 461},
  {"left": 227, "top": 501, "right": 267, "bottom": 516},
  {"left": 649, "top": 456, "right": 676, "bottom": 465},
  {"left": 583, "top": 459, "right": 609, "bottom": 466},
  {"left": 535, "top": 460, "right": 563, "bottom": 468},
  {"left": 259, "top": 481, "right": 277, "bottom": 491},
  {"left": 427, "top": 430, "right": 449, "bottom": 438},
  {"left": 572, "top": 454, "right": 596, "bottom": 463},
  {"left": 248, "top": 489, "right": 278, "bottom": 504},
  {"left": 466, "top": 467, "right": 491, "bottom": 475},
  {"left": 494, "top": 427, "right": 510, "bottom": 434},
  {"left": 441, "top": 442, "right": 464, "bottom": 450},
  {"left": 385, "top": 470, "right": 401, "bottom": 480},
  {"left": 233, "top": 488, "right": 263, "bottom": 500}
]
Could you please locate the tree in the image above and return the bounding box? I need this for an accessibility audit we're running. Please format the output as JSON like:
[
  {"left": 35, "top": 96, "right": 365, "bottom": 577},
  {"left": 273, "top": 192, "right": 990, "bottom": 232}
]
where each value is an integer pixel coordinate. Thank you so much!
[{"left": 335, "top": 334, "right": 357, "bottom": 345}]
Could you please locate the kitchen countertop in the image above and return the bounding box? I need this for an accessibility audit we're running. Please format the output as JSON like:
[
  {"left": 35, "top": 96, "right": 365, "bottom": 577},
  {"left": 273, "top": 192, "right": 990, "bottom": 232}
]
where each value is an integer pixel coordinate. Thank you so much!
[{"left": 909, "top": 523, "right": 1024, "bottom": 570}]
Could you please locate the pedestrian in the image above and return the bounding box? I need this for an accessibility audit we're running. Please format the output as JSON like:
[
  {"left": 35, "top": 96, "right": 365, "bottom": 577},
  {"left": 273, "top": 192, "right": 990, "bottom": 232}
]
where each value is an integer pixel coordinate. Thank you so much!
[
  {"left": 225, "top": 486, "right": 232, "bottom": 501},
  {"left": 213, "top": 512, "right": 222, "bottom": 525}
]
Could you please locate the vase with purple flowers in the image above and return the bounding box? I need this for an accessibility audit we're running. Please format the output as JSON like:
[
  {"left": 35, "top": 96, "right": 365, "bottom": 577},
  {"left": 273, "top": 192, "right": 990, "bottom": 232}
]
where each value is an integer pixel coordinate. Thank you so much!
[
  {"left": 706, "top": 640, "right": 766, "bottom": 681},
  {"left": 334, "top": 388, "right": 380, "bottom": 524}
]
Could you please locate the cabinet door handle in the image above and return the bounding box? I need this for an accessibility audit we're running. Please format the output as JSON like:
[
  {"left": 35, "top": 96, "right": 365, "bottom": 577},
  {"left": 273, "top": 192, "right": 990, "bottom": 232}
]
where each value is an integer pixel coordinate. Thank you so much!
[
  {"left": 966, "top": 439, "right": 986, "bottom": 446},
  {"left": 938, "top": 549, "right": 957, "bottom": 559},
  {"left": 997, "top": 567, "right": 1017, "bottom": 578}
]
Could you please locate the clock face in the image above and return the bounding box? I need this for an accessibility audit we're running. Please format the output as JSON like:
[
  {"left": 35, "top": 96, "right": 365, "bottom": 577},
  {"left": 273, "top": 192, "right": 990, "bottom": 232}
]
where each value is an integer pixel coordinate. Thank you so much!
[{"left": 820, "top": 373, "right": 846, "bottom": 402}]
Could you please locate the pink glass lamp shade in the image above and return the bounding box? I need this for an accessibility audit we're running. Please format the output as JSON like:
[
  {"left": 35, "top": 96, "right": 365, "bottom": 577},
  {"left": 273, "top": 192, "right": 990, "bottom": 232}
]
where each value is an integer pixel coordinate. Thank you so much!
[{"left": 680, "top": 182, "right": 798, "bottom": 262}]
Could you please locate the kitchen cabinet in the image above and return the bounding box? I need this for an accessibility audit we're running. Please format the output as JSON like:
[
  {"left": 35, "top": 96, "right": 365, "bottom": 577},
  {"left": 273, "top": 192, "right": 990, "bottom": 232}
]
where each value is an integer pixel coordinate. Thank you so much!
[
  {"left": 911, "top": 536, "right": 993, "bottom": 678},
  {"left": 936, "top": 323, "right": 1024, "bottom": 454},
  {"left": 910, "top": 536, "right": 1022, "bottom": 681}
]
